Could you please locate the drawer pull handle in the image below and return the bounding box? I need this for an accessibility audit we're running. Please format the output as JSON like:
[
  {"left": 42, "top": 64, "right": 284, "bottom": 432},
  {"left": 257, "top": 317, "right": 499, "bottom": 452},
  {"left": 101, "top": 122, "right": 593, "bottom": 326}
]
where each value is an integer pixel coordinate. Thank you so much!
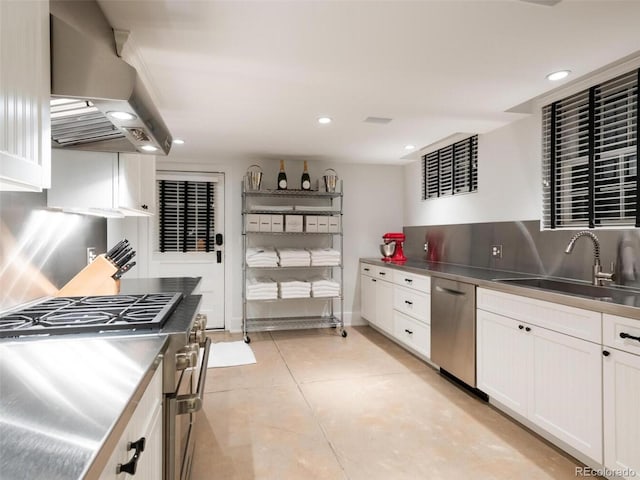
[
  {"left": 364, "top": 268, "right": 370, "bottom": 272},
  {"left": 525, "top": 327, "right": 531, "bottom": 332},
  {"left": 404, "top": 278, "right": 413, "bottom": 284},
  {"left": 620, "top": 332, "right": 640, "bottom": 343},
  {"left": 117, "top": 437, "right": 146, "bottom": 475},
  {"left": 372, "top": 279, "right": 377, "bottom": 283},
  {"left": 518, "top": 325, "right": 524, "bottom": 330},
  {"left": 602, "top": 350, "right": 611, "bottom": 357},
  {"left": 404, "top": 300, "right": 413, "bottom": 306},
  {"left": 404, "top": 329, "right": 413, "bottom": 335},
  {"left": 379, "top": 272, "right": 386, "bottom": 276}
]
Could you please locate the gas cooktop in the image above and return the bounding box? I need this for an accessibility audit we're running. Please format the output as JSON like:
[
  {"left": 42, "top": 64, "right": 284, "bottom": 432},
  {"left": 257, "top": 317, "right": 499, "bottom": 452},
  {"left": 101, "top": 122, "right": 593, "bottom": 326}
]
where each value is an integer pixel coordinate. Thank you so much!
[{"left": 0, "top": 293, "right": 183, "bottom": 338}]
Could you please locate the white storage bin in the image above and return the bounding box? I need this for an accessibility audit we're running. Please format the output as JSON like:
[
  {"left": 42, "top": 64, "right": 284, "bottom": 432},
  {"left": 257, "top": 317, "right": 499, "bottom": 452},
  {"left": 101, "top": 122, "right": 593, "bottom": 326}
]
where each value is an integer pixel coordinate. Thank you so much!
[
  {"left": 246, "top": 214, "right": 260, "bottom": 232},
  {"left": 271, "top": 215, "right": 283, "bottom": 232},
  {"left": 317, "top": 216, "right": 329, "bottom": 232},
  {"left": 259, "top": 215, "right": 272, "bottom": 232},
  {"left": 285, "top": 215, "right": 303, "bottom": 232},
  {"left": 328, "top": 216, "right": 339, "bottom": 233},
  {"left": 305, "top": 215, "right": 318, "bottom": 232}
]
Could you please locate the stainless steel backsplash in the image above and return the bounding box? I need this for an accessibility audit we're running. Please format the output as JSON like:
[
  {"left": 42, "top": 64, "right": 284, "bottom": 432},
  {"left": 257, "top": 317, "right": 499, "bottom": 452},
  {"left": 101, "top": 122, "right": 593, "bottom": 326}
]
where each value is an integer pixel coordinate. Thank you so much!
[
  {"left": 404, "top": 220, "right": 640, "bottom": 287},
  {"left": 0, "top": 191, "right": 106, "bottom": 311}
]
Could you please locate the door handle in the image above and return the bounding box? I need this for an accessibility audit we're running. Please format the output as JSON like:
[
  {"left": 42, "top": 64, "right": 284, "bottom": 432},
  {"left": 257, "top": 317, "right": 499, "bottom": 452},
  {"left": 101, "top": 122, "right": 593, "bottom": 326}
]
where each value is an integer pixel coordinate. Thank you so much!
[
  {"left": 177, "top": 337, "right": 211, "bottom": 415},
  {"left": 217, "top": 251, "right": 222, "bottom": 264},
  {"left": 434, "top": 285, "right": 467, "bottom": 296}
]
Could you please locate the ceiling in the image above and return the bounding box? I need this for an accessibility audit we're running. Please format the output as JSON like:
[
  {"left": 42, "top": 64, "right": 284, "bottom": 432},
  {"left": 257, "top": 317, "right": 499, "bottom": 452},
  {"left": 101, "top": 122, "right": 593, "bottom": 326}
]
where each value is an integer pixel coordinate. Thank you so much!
[{"left": 97, "top": 0, "right": 640, "bottom": 165}]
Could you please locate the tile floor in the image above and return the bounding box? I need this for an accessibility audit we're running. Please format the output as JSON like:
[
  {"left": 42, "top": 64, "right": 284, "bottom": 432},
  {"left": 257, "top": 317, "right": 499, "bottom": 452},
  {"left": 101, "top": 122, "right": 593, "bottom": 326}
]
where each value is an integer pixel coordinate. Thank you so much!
[{"left": 192, "top": 326, "right": 591, "bottom": 480}]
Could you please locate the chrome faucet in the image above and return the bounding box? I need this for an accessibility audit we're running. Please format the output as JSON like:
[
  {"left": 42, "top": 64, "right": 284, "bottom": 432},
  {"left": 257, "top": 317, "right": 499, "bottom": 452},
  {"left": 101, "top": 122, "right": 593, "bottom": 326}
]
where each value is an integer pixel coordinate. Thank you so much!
[{"left": 564, "top": 231, "right": 615, "bottom": 286}]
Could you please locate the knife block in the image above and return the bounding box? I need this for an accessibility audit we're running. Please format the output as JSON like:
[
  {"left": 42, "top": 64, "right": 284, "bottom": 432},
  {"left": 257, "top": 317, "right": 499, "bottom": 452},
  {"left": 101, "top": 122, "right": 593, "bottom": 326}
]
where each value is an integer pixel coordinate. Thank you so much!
[{"left": 56, "top": 254, "right": 120, "bottom": 297}]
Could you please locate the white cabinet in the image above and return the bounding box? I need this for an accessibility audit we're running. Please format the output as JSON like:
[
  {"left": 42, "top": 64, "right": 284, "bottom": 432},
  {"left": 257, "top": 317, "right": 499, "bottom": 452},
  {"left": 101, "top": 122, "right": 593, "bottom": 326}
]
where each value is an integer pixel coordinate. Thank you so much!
[
  {"left": 0, "top": 0, "right": 51, "bottom": 192},
  {"left": 477, "top": 288, "right": 603, "bottom": 463},
  {"left": 374, "top": 276, "right": 394, "bottom": 334},
  {"left": 99, "top": 365, "right": 163, "bottom": 480},
  {"left": 477, "top": 309, "right": 529, "bottom": 416},
  {"left": 360, "top": 265, "right": 394, "bottom": 334},
  {"left": 48, "top": 150, "right": 155, "bottom": 217},
  {"left": 360, "top": 262, "right": 431, "bottom": 358},
  {"left": 603, "top": 314, "right": 640, "bottom": 479}
]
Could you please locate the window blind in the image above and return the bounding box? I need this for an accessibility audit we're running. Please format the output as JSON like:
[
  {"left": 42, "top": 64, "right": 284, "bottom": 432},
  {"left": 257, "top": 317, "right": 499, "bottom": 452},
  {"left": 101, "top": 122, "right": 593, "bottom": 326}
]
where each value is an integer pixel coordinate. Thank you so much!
[
  {"left": 542, "top": 69, "right": 638, "bottom": 229},
  {"left": 422, "top": 135, "right": 478, "bottom": 200},
  {"left": 157, "top": 179, "right": 215, "bottom": 252}
]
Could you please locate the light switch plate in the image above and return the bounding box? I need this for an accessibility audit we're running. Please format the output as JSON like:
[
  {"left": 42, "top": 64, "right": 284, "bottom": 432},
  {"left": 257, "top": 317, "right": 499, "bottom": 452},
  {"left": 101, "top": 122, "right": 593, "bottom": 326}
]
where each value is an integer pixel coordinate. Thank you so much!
[{"left": 491, "top": 245, "right": 503, "bottom": 259}]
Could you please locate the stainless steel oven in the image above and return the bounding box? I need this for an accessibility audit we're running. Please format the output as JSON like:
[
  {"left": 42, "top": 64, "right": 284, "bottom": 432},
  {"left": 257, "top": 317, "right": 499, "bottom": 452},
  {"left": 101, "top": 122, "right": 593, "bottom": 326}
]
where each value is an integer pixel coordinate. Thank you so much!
[{"left": 163, "top": 311, "right": 211, "bottom": 480}]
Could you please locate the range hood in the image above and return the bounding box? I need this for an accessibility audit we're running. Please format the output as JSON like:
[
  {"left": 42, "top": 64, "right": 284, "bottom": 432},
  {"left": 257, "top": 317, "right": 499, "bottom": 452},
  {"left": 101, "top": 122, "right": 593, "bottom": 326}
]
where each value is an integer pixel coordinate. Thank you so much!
[{"left": 50, "top": 1, "right": 172, "bottom": 155}]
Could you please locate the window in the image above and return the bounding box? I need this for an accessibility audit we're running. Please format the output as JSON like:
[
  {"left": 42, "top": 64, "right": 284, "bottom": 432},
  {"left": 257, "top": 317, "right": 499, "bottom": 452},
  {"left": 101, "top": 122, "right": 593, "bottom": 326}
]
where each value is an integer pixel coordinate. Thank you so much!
[
  {"left": 157, "top": 173, "right": 216, "bottom": 252},
  {"left": 422, "top": 135, "right": 478, "bottom": 200},
  {"left": 542, "top": 69, "right": 638, "bottom": 229}
]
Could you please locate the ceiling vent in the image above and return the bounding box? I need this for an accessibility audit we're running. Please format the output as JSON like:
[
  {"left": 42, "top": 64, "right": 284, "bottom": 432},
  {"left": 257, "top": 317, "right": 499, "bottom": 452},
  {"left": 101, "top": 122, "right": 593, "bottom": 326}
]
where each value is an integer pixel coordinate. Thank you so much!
[
  {"left": 364, "top": 117, "right": 393, "bottom": 124},
  {"left": 519, "top": 0, "right": 562, "bottom": 6}
]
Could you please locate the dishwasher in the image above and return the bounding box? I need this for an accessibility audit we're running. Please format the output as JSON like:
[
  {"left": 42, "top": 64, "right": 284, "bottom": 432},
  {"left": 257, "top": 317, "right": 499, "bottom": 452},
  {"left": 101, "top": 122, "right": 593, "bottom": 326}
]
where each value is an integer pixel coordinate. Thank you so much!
[{"left": 431, "top": 277, "right": 477, "bottom": 387}]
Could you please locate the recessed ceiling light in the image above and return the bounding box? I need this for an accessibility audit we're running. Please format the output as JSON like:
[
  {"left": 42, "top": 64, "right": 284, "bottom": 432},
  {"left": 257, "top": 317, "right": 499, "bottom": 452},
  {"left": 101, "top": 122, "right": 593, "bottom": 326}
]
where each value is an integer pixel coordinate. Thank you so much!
[
  {"left": 546, "top": 70, "right": 571, "bottom": 81},
  {"left": 404, "top": 145, "right": 416, "bottom": 151},
  {"left": 317, "top": 117, "right": 332, "bottom": 124},
  {"left": 173, "top": 139, "right": 185, "bottom": 145},
  {"left": 108, "top": 111, "right": 136, "bottom": 121},
  {"left": 141, "top": 145, "right": 158, "bottom": 152}
]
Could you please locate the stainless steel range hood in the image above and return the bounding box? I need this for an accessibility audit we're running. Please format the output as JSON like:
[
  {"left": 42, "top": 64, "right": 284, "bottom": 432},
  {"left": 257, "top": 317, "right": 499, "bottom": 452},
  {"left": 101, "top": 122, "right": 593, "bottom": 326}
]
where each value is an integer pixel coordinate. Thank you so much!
[{"left": 50, "top": 1, "right": 172, "bottom": 155}]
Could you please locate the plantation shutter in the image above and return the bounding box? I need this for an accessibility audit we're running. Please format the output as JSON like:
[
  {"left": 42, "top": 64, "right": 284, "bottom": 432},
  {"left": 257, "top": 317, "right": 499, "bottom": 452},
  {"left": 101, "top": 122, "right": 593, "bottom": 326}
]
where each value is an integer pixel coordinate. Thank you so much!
[
  {"left": 422, "top": 135, "right": 478, "bottom": 199},
  {"left": 542, "top": 69, "right": 638, "bottom": 229},
  {"left": 157, "top": 173, "right": 216, "bottom": 252}
]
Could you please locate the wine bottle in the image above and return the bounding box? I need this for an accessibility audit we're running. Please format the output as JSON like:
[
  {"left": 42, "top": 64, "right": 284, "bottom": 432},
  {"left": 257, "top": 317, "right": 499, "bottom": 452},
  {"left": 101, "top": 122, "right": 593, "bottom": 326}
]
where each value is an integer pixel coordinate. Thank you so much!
[
  {"left": 301, "top": 160, "right": 311, "bottom": 190},
  {"left": 277, "top": 160, "right": 288, "bottom": 190}
]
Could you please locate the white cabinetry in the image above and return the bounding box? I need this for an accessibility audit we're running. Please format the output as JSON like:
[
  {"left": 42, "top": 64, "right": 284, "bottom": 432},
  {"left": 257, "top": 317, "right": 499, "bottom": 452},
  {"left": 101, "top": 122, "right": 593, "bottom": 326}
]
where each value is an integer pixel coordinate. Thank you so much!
[
  {"left": 360, "top": 265, "right": 393, "bottom": 334},
  {"left": 392, "top": 271, "right": 431, "bottom": 358},
  {"left": 603, "top": 314, "right": 640, "bottom": 479},
  {"left": 0, "top": 0, "right": 51, "bottom": 192},
  {"left": 48, "top": 150, "right": 155, "bottom": 216},
  {"left": 360, "top": 263, "right": 431, "bottom": 359},
  {"left": 99, "top": 365, "right": 163, "bottom": 480},
  {"left": 477, "top": 288, "right": 603, "bottom": 463}
]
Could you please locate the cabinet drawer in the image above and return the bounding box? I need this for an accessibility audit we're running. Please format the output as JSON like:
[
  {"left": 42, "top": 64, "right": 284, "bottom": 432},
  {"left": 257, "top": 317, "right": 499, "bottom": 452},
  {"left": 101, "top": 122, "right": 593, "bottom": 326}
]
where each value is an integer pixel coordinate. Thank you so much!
[
  {"left": 393, "top": 285, "right": 430, "bottom": 323},
  {"left": 603, "top": 314, "right": 640, "bottom": 356},
  {"left": 360, "top": 263, "right": 375, "bottom": 277},
  {"left": 394, "top": 310, "right": 430, "bottom": 358},
  {"left": 393, "top": 270, "right": 430, "bottom": 292},
  {"left": 373, "top": 266, "right": 393, "bottom": 280},
  {"left": 477, "top": 288, "right": 601, "bottom": 343}
]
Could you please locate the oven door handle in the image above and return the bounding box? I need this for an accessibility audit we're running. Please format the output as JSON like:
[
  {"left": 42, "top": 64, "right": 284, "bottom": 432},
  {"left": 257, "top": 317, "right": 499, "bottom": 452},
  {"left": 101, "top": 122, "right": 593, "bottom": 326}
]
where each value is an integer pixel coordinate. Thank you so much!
[{"left": 176, "top": 336, "right": 211, "bottom": 415}]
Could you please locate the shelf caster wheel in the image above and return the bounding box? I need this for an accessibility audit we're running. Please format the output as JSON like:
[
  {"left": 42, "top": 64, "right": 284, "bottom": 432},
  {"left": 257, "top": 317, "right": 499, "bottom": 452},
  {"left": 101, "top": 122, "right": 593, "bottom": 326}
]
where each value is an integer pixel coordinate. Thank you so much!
[
  {"left": 244, "top": 335, "right": 251, "bottom": 344},
  {"left": 341, "top": 330, "right": 347, "bottom": 338}
]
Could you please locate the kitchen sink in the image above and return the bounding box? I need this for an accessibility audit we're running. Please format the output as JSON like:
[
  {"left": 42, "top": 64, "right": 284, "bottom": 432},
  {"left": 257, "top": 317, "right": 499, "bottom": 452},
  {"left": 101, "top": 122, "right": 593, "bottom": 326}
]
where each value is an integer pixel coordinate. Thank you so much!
[{"left": 493, "top": 277, "right": 617, "bottom": 300}]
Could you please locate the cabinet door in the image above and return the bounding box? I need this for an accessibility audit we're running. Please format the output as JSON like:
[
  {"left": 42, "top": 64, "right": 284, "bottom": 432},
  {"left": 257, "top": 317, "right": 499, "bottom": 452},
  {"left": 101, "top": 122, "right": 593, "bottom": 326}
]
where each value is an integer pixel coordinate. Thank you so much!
[
  {"left": 0, "top": 0, "right": 50, "bottom": 191},
  {"left": 604, "top": 348, "right": 640, "bottom": 479},
  {"left": 374, "top": 279, "right": 394, "bottom": 334},
  {"left": 528, "top": 325, "right": 602, "bottom": 463},
  {"left": 476, "top": 310, "right": 529, "bottom": 417},
  {"left": 360, "top": 275, "right": 375, "bottom": 322},
  {"left": 117, "top": 154, "right": 155, "bottom": 216},
  {"left": 99, "top": 367, "right": 163, "bottom": 480}
]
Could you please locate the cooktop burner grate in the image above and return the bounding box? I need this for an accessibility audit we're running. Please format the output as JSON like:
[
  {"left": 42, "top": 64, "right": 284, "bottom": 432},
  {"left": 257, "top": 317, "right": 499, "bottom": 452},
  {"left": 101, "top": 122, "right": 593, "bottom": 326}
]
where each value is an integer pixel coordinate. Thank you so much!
[{"left": 0, "top": 292, "right": 183, "bottom": 338}]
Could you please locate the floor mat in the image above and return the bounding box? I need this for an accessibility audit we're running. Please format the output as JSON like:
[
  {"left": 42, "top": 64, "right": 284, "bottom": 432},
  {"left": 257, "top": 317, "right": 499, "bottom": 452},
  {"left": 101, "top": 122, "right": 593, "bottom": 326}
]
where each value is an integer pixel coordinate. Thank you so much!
[{"left": 207, "top": 341, "right": 257, "bottom": 368}]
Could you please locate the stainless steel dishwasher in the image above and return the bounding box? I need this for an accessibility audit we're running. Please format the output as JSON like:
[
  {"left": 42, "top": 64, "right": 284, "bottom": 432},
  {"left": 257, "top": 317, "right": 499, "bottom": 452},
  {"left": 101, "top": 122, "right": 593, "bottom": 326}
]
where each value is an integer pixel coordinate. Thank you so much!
[{"left": 431, "top": 277, "right": 476, "bottom": 387}]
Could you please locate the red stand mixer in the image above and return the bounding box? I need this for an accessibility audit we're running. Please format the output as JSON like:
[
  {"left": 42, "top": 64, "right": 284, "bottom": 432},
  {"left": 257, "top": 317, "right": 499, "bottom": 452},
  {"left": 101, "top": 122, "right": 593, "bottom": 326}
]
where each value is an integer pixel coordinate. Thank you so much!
[{"left": 381, "top": 232, "right": 407, "bottom": 263}]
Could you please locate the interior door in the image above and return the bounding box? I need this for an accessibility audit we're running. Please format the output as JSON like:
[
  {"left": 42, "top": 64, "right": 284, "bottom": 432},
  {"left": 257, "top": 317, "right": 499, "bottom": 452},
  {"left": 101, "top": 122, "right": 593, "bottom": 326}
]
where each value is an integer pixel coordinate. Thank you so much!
[{"left": 150, "top": 171, "right": 225, "bottom": 329}]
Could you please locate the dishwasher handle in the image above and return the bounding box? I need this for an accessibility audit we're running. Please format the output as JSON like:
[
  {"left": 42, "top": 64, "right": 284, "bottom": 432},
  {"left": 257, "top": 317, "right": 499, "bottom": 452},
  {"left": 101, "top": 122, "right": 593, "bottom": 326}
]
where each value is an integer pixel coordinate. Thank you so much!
[{"left": 434, "top": 285, "right": 468, "bottom": 296}]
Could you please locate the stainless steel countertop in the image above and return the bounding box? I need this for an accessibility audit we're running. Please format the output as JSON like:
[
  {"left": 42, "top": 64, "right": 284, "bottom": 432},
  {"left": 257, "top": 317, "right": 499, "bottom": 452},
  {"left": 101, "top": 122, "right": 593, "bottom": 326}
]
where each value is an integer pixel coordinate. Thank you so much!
[
  {"left": 0, "top": 334, "right": 168, "bottom": 480},
  {"left": 361, "top": 258, "right": 640, "bottom": 320}
]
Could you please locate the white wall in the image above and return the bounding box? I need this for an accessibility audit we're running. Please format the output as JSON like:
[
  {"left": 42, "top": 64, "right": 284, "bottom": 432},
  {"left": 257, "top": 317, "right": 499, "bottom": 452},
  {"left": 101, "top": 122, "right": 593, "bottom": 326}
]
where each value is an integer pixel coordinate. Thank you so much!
[
  {"left": 403, "top": 113, "right": 542, "bottom": 226},
  {"left": 110, "top": 157, "right": 404, "bottom": 332}
]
